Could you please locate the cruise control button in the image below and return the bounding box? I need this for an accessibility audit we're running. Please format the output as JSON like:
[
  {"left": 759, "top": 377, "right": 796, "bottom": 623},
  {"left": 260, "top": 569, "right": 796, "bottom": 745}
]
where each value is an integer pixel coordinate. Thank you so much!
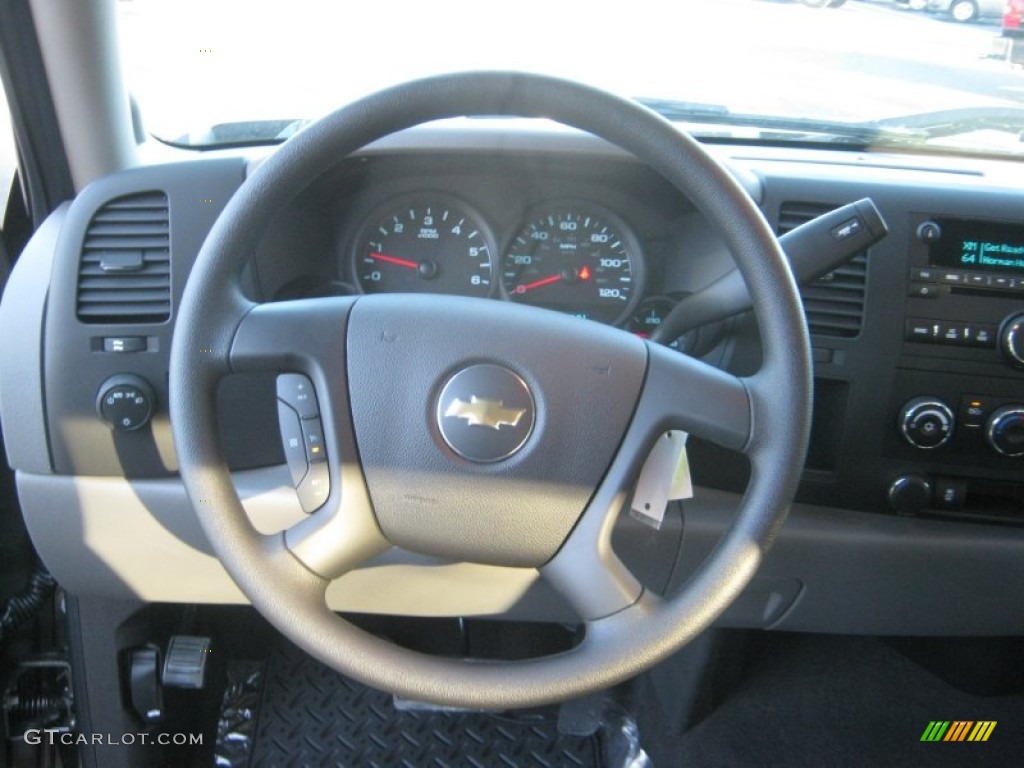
[
  {"left": 277, "top": 402, "right": 308, "bottom": 487},
  {"left": 302, "top": 418, "right": 326, "bottom": 463},
  {"left": 276, "top": 374, "right": 319, "bottom": 419},
  {"left": 297, "top": 462, "right": 330, "bottom": 512}
]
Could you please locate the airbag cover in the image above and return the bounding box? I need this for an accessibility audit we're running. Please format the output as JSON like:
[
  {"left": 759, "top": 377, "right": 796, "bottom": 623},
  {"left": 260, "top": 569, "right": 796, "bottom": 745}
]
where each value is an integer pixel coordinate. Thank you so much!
[{"left": 346, "top": 295, "right": 647, "bottom": 567}]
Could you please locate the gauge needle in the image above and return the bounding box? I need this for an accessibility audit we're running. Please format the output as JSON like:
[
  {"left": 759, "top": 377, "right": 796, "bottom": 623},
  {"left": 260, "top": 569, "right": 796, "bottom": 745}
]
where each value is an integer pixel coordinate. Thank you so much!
[
  {"left": 369, "top": 252, "right": 419, "bottom": 269},
  {"left": 514, "top": 274, "right": 562, "bottom": 294}
]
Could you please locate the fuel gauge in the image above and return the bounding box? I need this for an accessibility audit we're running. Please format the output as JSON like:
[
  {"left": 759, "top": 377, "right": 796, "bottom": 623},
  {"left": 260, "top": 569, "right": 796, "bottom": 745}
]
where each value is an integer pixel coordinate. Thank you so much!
[{"left": 627, "top": 296, "right": 695, "bottom": 353}]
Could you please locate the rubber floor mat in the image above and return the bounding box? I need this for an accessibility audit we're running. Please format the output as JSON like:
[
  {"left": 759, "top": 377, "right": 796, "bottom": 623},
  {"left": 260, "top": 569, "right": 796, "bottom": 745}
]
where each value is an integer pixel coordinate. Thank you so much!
[{"left": 247, "top": 642, "right": 602, "bottom": 767}]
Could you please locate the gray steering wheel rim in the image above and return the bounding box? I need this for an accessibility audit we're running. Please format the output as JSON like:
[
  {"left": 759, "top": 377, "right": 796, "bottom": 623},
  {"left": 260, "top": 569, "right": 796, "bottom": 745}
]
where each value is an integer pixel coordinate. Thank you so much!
[{"left": 169, "top": 71, "right": 812, "bottom": 708}]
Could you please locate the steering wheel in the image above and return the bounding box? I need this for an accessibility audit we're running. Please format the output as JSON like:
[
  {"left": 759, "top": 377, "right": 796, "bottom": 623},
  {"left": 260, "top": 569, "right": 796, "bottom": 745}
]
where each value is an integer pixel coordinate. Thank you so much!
[{"left": 169, "top": 71, "right": 812, "bottom": 709}]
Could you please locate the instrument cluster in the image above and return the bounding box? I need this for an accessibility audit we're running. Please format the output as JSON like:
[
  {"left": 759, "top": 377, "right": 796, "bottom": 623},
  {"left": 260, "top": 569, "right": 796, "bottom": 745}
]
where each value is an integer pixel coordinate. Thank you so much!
[{"left": 348, "top": 192, "right": 645, "bottom": 326}]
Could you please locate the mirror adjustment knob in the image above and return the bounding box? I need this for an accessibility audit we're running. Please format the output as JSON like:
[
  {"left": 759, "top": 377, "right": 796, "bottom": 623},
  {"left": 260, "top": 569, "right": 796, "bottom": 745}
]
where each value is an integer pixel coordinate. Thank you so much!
[
  {"left": 888, "top": 474, "right": 932, "bottom": 515},
  {"left": 97, "top": 374, "right": 156, "bottom": 432},
  {"left": 999, "top": 313, "right": 1024, "bottom": 369},
  {"left": 986, "top": 405, "right": 1024, "bottom": 458},
  {"left": 898, "top": 397, "right": 954, "bottom": 450}
]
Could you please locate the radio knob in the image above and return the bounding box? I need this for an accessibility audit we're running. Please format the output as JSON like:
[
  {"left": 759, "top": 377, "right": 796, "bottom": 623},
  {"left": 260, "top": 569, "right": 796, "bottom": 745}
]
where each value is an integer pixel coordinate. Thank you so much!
[
  {"left": 916, "top": 221, "right": 942, "bottom": 243},
  {"left": 1000, "top": 312, "right": 1024, "bottom": 369},
  {"left": 898, "top": 397, "right": 954, "bottom": 450},
  {"left": 986, "top": 406, "right": 1024, "bottom": 458}
]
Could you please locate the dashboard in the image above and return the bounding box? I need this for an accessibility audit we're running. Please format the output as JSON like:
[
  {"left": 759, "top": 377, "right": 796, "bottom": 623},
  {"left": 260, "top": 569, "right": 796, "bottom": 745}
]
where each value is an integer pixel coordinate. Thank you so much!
[{"left": 2, "top": 122, "right": 1023, "bottom": 635}]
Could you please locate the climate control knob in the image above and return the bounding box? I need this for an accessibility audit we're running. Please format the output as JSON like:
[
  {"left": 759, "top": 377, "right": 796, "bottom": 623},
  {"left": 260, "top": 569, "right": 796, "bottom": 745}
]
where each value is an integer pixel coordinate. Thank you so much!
[
  {"left": 986, "top": 405, "right": 1024, "bottom": 458},
  {"left": 1000, "top": 312, "right": 1024, "bottom": 369},
  {"left": 898, "top": 397, "right": 954, "bottom": 450}
]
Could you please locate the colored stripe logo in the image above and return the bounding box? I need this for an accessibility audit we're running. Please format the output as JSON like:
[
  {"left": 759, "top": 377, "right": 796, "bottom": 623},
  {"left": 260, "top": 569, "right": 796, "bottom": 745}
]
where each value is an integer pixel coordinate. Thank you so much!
[{"left": 920, "top": 721, "right": 996, "bottom": 742}]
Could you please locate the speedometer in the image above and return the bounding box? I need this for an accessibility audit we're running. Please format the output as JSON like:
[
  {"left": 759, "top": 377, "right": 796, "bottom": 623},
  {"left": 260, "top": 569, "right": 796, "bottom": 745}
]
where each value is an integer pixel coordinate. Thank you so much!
[
  {"left": 353, "top": 194, "right": 495, "bottom": 297},
  {"left": 501, "top": 204, "right": 643, "bottom": 325}
]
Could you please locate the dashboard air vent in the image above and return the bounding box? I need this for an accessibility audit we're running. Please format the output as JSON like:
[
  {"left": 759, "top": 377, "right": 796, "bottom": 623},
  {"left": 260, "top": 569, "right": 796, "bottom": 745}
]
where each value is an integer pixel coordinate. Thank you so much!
[
  {"left": 778, "top": 201, "right": 867, "bottom": 339},
  {"left": 76, "top": 191, "right": 171, "bottom": 324}
]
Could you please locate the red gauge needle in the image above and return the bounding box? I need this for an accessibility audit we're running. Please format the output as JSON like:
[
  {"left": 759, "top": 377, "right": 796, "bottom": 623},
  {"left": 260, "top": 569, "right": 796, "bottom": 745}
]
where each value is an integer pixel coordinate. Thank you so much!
[
  {"left": 369, "top": 252, "right": 419, "bottom": 270},
  {"left": 514, "top": 274, "right": 562, "bottom": 294}
]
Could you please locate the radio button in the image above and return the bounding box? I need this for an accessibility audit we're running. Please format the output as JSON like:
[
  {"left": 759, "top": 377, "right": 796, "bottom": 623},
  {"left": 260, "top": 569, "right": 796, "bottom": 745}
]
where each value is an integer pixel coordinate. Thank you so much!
[
  {"left": 940, "top": 271, "right": 965, "bottom": 284},
  {"left": 966, "top": 273, "right": 990, "bottom": 287},
  {"left": 911, "top": 267, "right": 939, "bottom": 282},
  {"left": 938, "top": 323, "right": 964, "bottom": 344},
  {"left": 992, "top": 276, "right": 1012, "bottom": 290},
  {"left": 905, "top": 319, "right": 937, "bottom": 342},
  {"left": 908, "top": 282, "right": 941, "bottom": 299},
  {"left": 968, "top": 325, "right": 997, "bottom": 348}
]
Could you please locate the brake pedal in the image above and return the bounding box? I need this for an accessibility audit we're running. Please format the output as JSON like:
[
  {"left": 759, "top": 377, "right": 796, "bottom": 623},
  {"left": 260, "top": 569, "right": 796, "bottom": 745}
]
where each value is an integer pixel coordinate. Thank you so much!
[{"left": 162, "top": 635, "right": 211, "bottom": 689}]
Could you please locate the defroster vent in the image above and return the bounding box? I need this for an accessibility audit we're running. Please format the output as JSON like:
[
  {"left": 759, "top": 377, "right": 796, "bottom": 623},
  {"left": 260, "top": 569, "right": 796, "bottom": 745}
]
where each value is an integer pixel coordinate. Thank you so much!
[
  {"left": 778, "top": 201, "right": 867, "bottom": 338},
  {"left": 76, "top": 191, "right": 170, "bottom": 323}
]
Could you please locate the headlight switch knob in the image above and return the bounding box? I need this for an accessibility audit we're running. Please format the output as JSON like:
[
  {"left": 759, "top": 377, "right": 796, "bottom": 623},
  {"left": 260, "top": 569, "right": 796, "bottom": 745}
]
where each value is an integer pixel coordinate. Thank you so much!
[{"left": 97, "top": 374, "right": 156, "bottom": 432}]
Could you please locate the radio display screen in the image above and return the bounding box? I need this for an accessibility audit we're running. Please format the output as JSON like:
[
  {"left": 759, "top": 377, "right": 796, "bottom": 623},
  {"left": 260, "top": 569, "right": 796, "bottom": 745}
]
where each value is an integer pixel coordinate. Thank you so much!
[{"left": 929, "top": 218, "right": 1024, "bottom": 274}]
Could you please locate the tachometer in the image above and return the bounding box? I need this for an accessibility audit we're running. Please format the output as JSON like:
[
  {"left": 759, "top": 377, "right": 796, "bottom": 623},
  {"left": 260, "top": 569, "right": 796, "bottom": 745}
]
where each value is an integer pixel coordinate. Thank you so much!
[
  {"left": 501, "top": 204, "right": 642, "bottom": 324},
  {"left": 353, "top": 195, "right": 495, "bottom": 297}
]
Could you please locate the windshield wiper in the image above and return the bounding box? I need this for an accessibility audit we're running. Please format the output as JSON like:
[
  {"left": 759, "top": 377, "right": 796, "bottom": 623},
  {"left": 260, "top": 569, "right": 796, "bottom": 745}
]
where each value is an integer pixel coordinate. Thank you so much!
[
  {"left": 873, "top": 107, "right": 1024, "bottom": 141},
  {"left": 162, "top": 118, "right": 307, "bottom": 149},
  {"left": 635, "top": 97, "right": 928, "bottom": 145}
]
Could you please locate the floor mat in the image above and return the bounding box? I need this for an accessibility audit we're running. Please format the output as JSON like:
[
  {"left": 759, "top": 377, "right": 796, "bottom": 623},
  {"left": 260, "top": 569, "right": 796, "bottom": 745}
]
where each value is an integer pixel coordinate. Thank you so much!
[
  {"left": 670, "top": 634, "right": 1024, "bottom": 768},
  {"left": 245, "top": 642, "right": 602, "bottom": 768}
]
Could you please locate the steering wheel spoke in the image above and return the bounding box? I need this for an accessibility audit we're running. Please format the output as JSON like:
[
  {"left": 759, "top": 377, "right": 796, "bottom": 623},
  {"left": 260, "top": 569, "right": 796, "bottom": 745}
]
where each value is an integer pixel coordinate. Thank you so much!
[
  {"left": 229, "top": 296, "right": 356, "bottom": 374},
  {"left": 543, "top": 341, "right": 753, "bottom": 621},
  {"left": 282, "top": 468, "right": 390, "bottom": 580},
  {"left": 230, "top": 296, "right": 391, "bottom": 578},
  {"left": 642, "top": 341, "right": 753, "bottom": 452}
]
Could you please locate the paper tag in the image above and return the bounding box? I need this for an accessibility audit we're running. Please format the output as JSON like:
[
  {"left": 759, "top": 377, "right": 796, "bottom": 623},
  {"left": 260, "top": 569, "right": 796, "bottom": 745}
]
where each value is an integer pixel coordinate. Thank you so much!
[{"left": 630, "top": 431, "right": 693, "bottom": 529}]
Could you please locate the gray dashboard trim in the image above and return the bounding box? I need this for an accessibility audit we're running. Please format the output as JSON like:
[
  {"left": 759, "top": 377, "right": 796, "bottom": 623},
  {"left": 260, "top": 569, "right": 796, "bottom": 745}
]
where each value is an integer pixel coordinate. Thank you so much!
[
  {"left": 0, "top": 204, "right": 66, "bottom": 474},
  {"left": 17, "top": 464, "right": 1024, "bottom": 635},
  {"left": 677, "top": 488, "right": 1024, "bottom": 637},
  {"left": 16, "top": 467, "right": 573, "bottom": 620}
]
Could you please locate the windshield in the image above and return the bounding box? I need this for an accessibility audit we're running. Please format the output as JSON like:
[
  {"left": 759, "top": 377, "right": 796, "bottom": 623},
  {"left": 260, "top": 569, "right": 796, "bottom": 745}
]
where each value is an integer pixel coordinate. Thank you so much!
[{"left": 118, "top": 0, "right": 1024, "bottom": 157}]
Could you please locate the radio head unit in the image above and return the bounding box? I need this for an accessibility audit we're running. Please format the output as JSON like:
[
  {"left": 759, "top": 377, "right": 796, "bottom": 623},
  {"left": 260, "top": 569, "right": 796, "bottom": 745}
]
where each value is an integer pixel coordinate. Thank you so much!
[{"left": 923, "top": 217, "right": 1024, "bottom": 276}]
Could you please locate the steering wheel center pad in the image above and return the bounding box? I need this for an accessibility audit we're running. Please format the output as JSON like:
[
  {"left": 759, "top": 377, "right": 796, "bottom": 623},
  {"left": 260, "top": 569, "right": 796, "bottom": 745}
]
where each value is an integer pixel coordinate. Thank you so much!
[{"left": 346, "top": 294, "right": 646, "bottom": 566}]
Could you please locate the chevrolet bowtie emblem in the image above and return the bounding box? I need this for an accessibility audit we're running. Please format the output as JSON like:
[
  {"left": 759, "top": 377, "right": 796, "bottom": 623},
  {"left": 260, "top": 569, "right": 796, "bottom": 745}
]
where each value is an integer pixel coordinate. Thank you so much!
[{"left": 444, "top": 396, "right": 526, "bottom": 430}]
